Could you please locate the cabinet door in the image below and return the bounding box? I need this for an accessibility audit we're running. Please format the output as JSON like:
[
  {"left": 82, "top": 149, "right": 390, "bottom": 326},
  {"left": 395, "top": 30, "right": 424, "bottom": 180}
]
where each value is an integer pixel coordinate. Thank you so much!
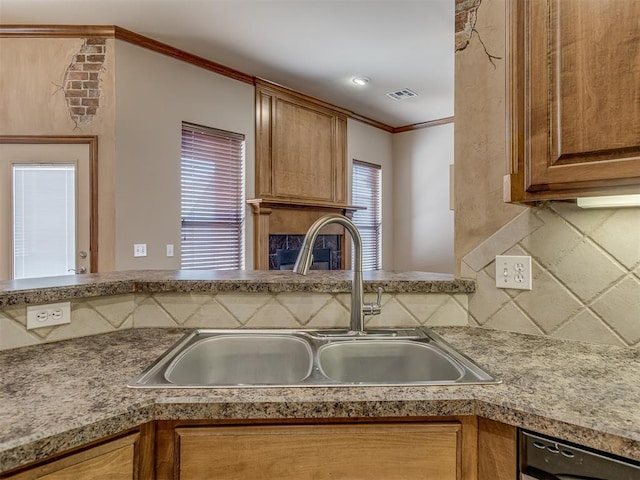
[
  {"left": 506, "top": 0, "right": 640, "bottom": 202},
  {"left": 4, "top": 434, "right": 139, "bottom": 480},
  {"left": 255, "top": 82, "right": 348, "bottom": 205},
  {"left": 176, "top": 423, "right": 461, "bottom": 480}
]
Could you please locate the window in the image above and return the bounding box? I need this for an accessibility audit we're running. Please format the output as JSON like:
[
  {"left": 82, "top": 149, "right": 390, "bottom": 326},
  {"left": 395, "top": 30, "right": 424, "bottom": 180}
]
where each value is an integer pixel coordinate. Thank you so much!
[
  {"left": 12, "top": 164, "right": 76, "bottom": 279},
  {"left": 181, "top": 122, "right": 245, "bottom": 269},
  {"left": 351, "top": 160, "right": 382, "bottom": 270}
]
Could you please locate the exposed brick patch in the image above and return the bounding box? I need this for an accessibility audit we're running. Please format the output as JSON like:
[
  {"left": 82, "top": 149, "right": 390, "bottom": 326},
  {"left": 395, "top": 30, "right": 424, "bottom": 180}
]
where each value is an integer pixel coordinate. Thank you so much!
[
  {"left": 454, "top": 0, "right": 501, "bottom": 67},
  {"left": 455, "top": 0, "right": 481, "bottom": 51},
  {"left": 63, "top": 39, "right": 106, "bottom": 126}
]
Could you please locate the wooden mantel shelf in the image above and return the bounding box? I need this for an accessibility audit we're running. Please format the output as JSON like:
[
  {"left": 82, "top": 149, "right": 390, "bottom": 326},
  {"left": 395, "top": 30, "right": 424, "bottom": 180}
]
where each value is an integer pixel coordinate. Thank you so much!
[{"left": 247, "top": 197, "right": 364, "bottom": 213}]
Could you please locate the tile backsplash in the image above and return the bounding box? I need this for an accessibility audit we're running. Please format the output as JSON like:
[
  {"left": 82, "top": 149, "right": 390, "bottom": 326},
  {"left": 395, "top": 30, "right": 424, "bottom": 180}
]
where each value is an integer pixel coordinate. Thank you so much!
[
  {"left": 0, "top": 291, "right": 468, "bottom": 350},
  {"left": 462, "top": 202, "right": 640, "bottom": 347}
]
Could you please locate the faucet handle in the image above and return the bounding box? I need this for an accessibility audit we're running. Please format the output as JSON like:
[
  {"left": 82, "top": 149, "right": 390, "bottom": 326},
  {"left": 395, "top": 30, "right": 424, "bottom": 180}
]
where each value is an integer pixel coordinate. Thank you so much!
[{"left": 363, "top": 287, "right": 383, "bottom": 316}]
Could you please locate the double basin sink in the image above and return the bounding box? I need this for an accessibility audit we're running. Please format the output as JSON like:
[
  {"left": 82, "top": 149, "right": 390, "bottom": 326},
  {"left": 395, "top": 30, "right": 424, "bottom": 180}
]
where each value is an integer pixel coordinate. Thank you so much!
[{"left": 128, "top": 327, "right": 500, "bottom": 388}]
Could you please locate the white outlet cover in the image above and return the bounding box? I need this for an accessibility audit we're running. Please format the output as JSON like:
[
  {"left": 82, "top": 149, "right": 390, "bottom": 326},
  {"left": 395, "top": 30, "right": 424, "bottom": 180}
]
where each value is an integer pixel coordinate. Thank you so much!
[
  {"left": 166, "top": 244, "right": 174, "bottom": 257},
  {"left": 495, "top": 255, "right": 532, "bottom": 290},
  {"left": 27, "top": 301, "right": 71, "bottom": 329},
  {"left": 134, "top": 243, "right": 147, "bottom": 257}
]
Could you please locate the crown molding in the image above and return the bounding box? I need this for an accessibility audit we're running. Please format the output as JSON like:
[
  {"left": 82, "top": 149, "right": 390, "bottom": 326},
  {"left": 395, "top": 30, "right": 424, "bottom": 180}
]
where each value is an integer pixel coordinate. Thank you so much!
[
  {"left": 0, "top": 24, "right": 115, "bottom": 37},
  {"left": 393, "top": 116, "right": 454, "bottom": 133},
  {"left": 114, "top": 26, "right": 254, "bottom": 85},
  {"left": 0, "top": 24, "right": 447, "bottom": 133}
]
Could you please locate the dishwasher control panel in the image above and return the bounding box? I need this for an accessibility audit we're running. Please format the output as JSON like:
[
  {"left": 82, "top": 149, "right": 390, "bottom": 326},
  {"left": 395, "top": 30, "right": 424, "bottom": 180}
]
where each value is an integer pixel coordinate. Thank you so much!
[{"left": 519, "top": 430, "right": 640, "bottom": 480}]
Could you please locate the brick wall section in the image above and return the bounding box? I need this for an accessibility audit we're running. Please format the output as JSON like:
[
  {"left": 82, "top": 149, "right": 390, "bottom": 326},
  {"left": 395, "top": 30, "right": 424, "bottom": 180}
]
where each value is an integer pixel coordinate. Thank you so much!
[
  {"left": 455, "top": 0, "right": 481, "bottom": 51},
  {"left": 63, "top": 38, "right": 106, "bottom": 126}
]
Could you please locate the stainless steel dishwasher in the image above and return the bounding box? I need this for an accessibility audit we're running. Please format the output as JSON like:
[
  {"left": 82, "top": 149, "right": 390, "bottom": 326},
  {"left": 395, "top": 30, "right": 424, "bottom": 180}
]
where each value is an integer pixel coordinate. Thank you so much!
[{"left": 520, "top": 430, "right": 640, "bottom": 480}]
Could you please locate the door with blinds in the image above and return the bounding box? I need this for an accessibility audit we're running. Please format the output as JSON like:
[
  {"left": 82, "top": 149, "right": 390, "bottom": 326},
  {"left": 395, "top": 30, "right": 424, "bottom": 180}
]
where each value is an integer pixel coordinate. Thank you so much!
[{"left": 0, "top": 142, "right": 91, "bottom": 281}]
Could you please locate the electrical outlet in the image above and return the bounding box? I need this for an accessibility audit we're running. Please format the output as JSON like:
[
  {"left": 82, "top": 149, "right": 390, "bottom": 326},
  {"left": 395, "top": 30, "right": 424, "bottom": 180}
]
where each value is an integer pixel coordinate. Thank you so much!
[
  {"left": 26, "top": 302, "right": 71, "bottom": 329},
  {"left": 166, "top": 244, "right": 174, "bottom": 257},
  {"left": 134, "top": 243, "right": 147, "bottom": 257},
  {"left": 495, "top": 255, "right": 532, "bottom": 290}
]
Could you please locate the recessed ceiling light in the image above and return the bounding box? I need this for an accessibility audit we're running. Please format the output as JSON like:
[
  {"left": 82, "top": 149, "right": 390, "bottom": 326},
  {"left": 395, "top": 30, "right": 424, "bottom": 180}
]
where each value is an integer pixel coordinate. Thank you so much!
[{"left": 352, "top": 76, "right": 371, "bottom": 86}]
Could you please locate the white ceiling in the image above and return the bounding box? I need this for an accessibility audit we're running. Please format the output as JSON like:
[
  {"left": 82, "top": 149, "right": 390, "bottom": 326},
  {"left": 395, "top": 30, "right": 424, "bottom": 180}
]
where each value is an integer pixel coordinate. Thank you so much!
[{"left": 0, "top": 0, "right": 454, "bottom": 128}]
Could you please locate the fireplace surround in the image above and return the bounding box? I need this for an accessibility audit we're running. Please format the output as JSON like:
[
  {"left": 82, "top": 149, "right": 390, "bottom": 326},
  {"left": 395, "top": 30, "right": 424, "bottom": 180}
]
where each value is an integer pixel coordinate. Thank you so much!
[{"left": 247, "top": 198, "right": 360, "bottom": 270}]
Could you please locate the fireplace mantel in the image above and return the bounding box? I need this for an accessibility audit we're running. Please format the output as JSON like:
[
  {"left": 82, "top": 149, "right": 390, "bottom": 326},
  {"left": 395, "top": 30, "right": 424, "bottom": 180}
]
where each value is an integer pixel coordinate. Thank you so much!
[{"left": 247, "top": 198, "right": 363, "bottom": 270}]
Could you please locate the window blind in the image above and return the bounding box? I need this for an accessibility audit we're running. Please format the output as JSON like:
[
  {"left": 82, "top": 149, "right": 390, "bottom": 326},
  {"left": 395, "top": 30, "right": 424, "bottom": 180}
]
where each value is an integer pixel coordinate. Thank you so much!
[
  {"left": 352, "top": 160, "right": 382, "bottom": 271},
  {"left": 181, "top": 122, "right": 245, "bottom": 270},
  {"left": 13, "top": 164, "right": 76, "bottom": 279}
]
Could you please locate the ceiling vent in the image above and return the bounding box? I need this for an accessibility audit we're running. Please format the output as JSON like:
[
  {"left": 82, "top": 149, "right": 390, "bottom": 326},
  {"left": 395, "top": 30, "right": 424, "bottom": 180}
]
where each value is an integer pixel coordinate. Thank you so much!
[{"left": 386, "top": 88, "right": 418, "bottom": 100}]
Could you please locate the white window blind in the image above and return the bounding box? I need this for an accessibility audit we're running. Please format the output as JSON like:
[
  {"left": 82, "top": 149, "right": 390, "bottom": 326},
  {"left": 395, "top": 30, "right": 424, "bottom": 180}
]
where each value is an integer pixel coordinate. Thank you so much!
[
  {"left": 181, "top": 122, "right": 245, "bottom": 270},
  {"left": 12, "top": 164, "right": 76, "bottom": 279},
  {"left": 352, "top": 160, "right": 382, "bottom": 271}
]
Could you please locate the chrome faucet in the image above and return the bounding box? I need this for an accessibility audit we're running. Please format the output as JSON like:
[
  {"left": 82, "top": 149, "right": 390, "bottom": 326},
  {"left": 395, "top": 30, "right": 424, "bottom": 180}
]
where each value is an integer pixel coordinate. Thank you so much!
[{"left": 293, "top": 214, "right": 382, "bottom": 334}]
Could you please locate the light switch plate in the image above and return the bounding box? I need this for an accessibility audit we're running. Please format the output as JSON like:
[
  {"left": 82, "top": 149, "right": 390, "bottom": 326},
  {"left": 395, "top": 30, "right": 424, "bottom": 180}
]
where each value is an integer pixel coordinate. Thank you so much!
[
  {"left": 495, "top": 255, "right": 532, "bottom": 290},
  {"left": 27, "top": 301, "right": 71, "bottom": 329}
]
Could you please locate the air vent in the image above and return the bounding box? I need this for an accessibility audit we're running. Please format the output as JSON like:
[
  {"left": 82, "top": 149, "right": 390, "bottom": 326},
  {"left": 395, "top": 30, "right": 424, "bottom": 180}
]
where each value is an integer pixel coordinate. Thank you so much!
[{"left": 386, "top": 88, "right": 418, "bottom": 100}]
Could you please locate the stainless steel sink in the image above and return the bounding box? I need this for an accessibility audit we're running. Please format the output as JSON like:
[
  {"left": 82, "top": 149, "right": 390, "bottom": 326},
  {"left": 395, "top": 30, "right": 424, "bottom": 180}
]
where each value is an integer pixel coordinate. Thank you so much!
[
  {"left": 164, "top": 334, "right": 313, "bottom": 385},
  {"left": 128, "top": 328, "right": 500, "bottom": 388},
  {"left": 318, "top": 340, "right": 464, "bottom": 383}
]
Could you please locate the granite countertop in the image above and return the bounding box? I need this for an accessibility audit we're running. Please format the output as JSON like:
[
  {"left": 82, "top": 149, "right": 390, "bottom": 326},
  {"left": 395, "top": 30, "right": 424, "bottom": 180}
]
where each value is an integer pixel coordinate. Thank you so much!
[
  {"left": 1, "top": 327, "right": 638, "bottom": 473},
  {"left": 0, "top": 270, "right": 475, "bottom": 308}
]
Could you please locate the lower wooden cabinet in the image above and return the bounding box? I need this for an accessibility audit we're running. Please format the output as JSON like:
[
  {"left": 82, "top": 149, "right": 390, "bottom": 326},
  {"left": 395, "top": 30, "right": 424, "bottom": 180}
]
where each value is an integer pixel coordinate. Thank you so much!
[
  {"left": 2, "top": 417, "right": 518, "bottom": 480},
  {"left": 2, "top": 425, "right": 154, "bottom": 480},
  {"left": 156, "top": 419, "right": 480, "bottom": 480},
  {"left": 477, "top": 418, "right": 517, "bottom": 480}
]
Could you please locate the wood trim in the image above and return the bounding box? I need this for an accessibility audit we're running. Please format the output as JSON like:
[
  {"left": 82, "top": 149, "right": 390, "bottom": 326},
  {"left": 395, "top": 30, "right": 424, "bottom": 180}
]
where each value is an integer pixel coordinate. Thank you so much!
[
  {"left": 0, "top": 135, "right": 99, "bottom": 273},
  {"left": 477, "top": 418, "right": 517, "bottom": 480},
  {"left": 256, "top": 78, "right": 351, "bottom": 116},
  {"left": 459, "top": 416, "right": 479, "bottom": 480},
  {"left": 114, "top": 26, "right": 254, "bottom": 85},
  {"left": 0, "top": 25, "right": 115, "bottom": 37},
  {"left": 348, "top": 111, "right": 395, "bottom": 133},
  {"left": 247, "top": 197, "right": 363, "bottom": 211},
  {"left": 393, "top": 116, "right": 455, "bottom": 133}
]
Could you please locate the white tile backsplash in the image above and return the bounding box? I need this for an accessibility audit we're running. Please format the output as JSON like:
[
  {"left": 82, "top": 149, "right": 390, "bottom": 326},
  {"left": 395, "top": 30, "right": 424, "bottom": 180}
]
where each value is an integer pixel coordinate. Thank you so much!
[{"left": 463, "top": 203, "right": 640, "bottom": 347}]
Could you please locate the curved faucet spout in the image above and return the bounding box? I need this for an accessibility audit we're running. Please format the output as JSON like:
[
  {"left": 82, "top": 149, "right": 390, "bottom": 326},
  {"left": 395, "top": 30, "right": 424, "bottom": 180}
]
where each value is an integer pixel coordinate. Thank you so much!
[{"left": 293, "top": 214, "right": 372, "bottom": 333}]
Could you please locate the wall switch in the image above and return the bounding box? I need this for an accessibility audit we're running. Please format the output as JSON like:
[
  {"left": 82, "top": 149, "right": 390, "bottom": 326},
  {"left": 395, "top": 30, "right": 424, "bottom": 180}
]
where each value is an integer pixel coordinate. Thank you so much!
[
  {"left": 27, "top": 301, "right": 71, "bottom": 329},
  {"left": 166, "top": 244, "right": 174, "bottom": 257},
  {"left": 495, "top": 255, "right": 532, "bottom": 290},
  {"left": 134, "top": 243, "right": 147, "bottom": 257}
]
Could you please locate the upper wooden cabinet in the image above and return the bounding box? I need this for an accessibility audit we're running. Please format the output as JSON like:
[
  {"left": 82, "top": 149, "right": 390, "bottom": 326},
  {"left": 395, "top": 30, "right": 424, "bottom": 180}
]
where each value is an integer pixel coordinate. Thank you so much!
[
  {"left": 255, "top": 80, "right": 348, "bottom": 206},
  {"left": 505, "top": 0, "right": 640, "bottom": 202}
]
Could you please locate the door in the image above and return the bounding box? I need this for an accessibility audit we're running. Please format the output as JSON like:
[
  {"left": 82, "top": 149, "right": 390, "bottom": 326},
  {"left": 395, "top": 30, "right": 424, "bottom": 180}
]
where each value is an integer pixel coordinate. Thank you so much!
[{"left": 0, "top": 143, "right": 91, "bottom": 281}]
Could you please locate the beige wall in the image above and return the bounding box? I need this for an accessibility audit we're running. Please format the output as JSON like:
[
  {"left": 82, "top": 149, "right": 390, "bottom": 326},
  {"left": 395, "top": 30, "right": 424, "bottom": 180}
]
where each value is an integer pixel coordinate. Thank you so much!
[
  {"left": 454, "top": 0, "right": 640, "bottom": 346},
  {"left": 346, "top": 119, "right": 394, "bottom": 270},
  {"left": 392, "top": 125, "right": 454, "bottom": 274},
  {"left": 454, "top": 0, "right": 523, "bottom": 272},
  {"left": 0, "top": 38, "right": 116, "bottom": 271},
  {"left": 114, "top": 40, "right": 255, "bottom": 270}
]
